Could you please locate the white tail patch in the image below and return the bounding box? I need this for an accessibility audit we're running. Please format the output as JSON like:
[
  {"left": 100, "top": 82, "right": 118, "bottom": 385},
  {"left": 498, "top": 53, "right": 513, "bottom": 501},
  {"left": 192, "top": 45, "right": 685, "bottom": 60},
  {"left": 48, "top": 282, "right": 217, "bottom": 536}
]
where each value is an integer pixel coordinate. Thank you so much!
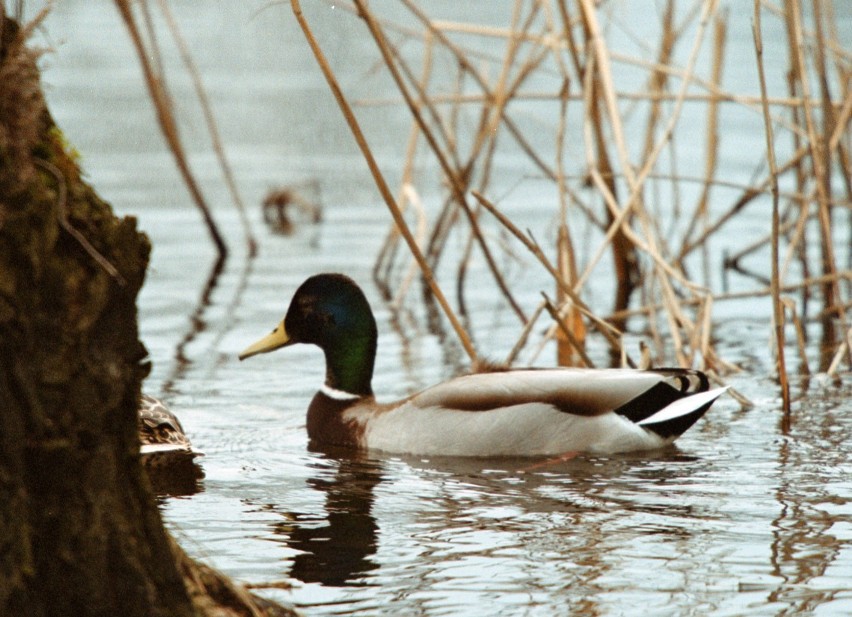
[{"left": 638, "top": 387, "right": 728, "bottom": 427}]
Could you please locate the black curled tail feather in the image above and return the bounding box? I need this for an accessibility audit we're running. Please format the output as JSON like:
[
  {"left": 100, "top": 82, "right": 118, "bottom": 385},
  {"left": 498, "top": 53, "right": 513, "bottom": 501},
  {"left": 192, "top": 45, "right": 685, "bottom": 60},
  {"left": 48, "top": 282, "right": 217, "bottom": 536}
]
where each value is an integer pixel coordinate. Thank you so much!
[{"left": 652, "top": 368, "right": 709, "bottom": 394}]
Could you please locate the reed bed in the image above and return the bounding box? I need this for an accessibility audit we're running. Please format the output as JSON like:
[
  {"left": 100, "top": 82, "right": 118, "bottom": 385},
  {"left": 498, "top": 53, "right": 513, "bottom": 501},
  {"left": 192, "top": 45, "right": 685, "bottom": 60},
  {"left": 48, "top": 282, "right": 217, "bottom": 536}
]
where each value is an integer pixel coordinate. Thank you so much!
[
  {"left": 101, "top": 0, "right": 849, "bottom": 406},
  {"left": 291, "top": 0, "right": 850, "bottom": 406}
]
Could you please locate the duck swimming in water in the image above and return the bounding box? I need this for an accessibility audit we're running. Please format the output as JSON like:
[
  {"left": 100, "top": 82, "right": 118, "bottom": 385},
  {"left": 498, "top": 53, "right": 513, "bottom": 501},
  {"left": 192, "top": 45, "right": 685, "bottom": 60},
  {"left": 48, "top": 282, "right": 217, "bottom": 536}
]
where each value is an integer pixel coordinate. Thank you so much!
[
  {"left": 138, "top": 394, "right": 203, "bottom": 467},
  {"left": 239, "top": 273, "right": 726, "bottom": 457}
]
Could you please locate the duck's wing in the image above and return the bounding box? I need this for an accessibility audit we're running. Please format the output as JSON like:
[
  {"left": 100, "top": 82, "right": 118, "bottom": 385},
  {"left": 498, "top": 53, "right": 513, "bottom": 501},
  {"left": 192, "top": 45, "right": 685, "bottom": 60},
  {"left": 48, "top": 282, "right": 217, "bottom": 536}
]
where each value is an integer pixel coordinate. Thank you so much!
[
  {"left": 410, "top": 367, "right": 708, "bottom": 418},
  {"left": 357, "top": 369, "right": 723, "bottom": 456}
]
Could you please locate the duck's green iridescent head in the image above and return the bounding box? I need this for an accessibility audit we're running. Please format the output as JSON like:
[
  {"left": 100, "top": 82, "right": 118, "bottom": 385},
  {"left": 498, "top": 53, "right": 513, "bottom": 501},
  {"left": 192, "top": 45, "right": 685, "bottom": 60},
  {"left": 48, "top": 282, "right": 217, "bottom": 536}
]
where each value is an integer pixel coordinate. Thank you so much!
[{"left": 239, "top": 273, "right": 378, "bottom": 396}]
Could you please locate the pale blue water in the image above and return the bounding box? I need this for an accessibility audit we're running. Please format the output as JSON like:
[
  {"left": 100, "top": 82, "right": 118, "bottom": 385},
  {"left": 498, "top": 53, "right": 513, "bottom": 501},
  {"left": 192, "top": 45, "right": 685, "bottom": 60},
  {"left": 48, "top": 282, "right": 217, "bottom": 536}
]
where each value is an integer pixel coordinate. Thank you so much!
[{"left": 37, "top": 2, "right": 852, "bottom": 615}]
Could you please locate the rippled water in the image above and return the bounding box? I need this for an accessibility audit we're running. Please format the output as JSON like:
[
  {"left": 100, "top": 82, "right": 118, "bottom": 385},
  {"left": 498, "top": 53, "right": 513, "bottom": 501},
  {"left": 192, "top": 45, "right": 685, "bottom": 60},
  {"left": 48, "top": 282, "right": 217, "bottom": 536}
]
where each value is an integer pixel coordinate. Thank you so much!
[{"left": 37, "top": 2, "right": 852, "bottom": 615}]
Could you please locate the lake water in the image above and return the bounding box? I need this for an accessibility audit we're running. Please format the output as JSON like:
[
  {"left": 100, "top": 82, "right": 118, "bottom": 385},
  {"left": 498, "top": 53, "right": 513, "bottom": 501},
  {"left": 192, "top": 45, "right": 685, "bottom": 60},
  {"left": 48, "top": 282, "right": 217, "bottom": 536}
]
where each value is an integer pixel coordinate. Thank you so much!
[{"left": 36, "top": 1, "right": 852, "bottom": 615}]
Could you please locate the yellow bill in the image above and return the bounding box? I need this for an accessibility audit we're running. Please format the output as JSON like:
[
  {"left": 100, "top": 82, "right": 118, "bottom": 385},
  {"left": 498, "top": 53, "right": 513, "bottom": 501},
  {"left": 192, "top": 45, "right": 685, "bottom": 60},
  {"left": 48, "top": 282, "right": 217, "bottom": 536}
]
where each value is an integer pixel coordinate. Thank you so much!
[{"left": 238, "top": 320, "right": 290, "bottom": 360}]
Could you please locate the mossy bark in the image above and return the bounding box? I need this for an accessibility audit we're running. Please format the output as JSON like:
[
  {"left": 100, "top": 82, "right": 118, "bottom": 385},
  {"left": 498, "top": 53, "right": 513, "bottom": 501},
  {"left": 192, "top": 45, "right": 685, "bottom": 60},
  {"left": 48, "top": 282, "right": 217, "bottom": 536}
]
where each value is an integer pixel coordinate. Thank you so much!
[
  {"left": 0, "top": 15, "right": 195, "bottom": 617},
  {"left": 0, "top": 16, "right": 295, "bottom": 617}
]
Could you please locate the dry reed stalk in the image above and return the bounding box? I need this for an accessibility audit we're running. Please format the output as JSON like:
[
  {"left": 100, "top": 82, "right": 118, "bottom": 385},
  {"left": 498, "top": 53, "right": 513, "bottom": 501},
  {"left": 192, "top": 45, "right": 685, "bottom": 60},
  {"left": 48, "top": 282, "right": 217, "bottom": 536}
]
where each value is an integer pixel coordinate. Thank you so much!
[
  {"left": 289, "top": 0, "right": 478, "bottom": 364},
  {"left": 575, "top": 5, "right": 638, "bottom": 329},
  {"left": 754, "top": 0, "right": 789, "bottom": 411},
  {"left": 827, "top": 89, "right": 851, "bottom": 182},
  {"left": 697, "top": 295, "right": 714, "bottom": 369},
  {"left": 352, "top": 0, "right": 529, "bottom": 323},
  {"left": 827, "top": 90, "right": 852, "bottom": 235},
  {"left": 550, "top": 16, "right": 586, "bottom": 366},
  {"left": 556, "top": 224, "right": 587, "bottom": 366},
  {"left": 471, "top": 190, "right": 631, "bottom": 365},
  {"left": 314, "top": 0, "right": 848, "bottom": 381},
  {"left": 825, "top": 327, "right": 852, "bottom": 378},
  {"left": 623, "top": 0, "right": 718, "bottom": 220},
  {"left": 781, "top": 296, "right": 811, "bottom": 376},
  {"left": 155, "top": 0, "right": 256, "bottom": 256},
  {"left": 576, "top": 1, "right": 720, "bottom": 344},
  {"left": 456, "top": 29, "right": 544, "bottom": 321},
  {"left": 681, "top": 8, "right": 726, "bottom": 276},
  {"left": 361, "top": 88, "right": 839, "bottom": 111},
  {"left": 610, "top": 0, "right": 720, "bottom": 368},
  {"left": 609, "top": 269, "right": 852, "bottom": 322},
  {"left": 639, "top": 1, "right": 676, "bottom": 175},
  {"left": 390, "top": 184, "right": 429, "bottom": 311},
  {"left": 811, "top": 0, "right": 851, "bottom": 362},
  {"left": 544, "top": 4, "right": 713, "bottom": 367},
  {"left": 572, "top": 52, "right": 626, "bottom": 281},
  {"left": 781, "top": 1, "right": 811, "bottom": 294},
  {"left": 785, "top": 0, "right": 843, "bottom": 369},
  {"left": 373, "top": 33, "right": 433, "bottom": 297},
  {"left": 580, "top": 0, "right": 718, "bottom": 211},
  {"left": 778, "top": 183, "right": 815, "bottom": 284},
  {"left": 541, "top": 294, "right": 595, "bottom": 368},
  {"left": 114, "top": 0, "right": 228, "bottom": 260},
  {"left": 504, "top": 300, "right": 547, "bottom": 366},
  {"left": 399, "top": 0, "right": 560, "bottom": 182}
]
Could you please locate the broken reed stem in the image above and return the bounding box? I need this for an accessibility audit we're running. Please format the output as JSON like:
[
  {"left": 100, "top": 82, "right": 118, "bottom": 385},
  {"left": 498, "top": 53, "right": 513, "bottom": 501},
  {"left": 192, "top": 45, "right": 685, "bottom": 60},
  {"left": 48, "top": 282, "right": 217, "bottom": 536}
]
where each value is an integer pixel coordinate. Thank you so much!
[
  {"left": 754, "top": 0, "right": 790, "bottom": 412},
  {"left": 289, "top": 0, "right": 478, "bottom": 364},
  {"left": 114, "top": 0, "right": 228, "bottom": 261},
  {"left": 552, "top": 41, "right": 586, "bottom": 365},
  {"left": 811, "top": 0, "right": 844, "bottom": 291}
]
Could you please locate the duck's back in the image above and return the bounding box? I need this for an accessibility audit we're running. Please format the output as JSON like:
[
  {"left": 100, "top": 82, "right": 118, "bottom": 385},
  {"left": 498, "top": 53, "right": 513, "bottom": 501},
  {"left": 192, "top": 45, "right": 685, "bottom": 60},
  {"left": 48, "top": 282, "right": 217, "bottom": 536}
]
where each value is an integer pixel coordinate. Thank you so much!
[{"left": 350, "top": 368, "right": 721, "bottom": 457}]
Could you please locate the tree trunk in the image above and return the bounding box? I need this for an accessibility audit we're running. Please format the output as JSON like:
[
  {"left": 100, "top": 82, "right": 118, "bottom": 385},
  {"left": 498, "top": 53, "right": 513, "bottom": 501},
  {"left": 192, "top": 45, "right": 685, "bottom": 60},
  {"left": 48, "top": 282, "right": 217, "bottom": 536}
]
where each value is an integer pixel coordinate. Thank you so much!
[{"left": 0, "top": 15, "right": 294, "bottom": 617}]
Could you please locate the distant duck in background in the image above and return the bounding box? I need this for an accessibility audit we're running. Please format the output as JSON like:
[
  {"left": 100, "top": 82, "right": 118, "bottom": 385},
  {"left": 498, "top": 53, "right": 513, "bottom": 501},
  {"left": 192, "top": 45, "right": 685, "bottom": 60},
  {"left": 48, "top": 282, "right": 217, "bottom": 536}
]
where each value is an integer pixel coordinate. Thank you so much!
[
  {"left": 239, "top": 273, "right": 727, "bottom": 457},
  {"left": 261, "top": 182, "right": 323, "bottom": 235}
]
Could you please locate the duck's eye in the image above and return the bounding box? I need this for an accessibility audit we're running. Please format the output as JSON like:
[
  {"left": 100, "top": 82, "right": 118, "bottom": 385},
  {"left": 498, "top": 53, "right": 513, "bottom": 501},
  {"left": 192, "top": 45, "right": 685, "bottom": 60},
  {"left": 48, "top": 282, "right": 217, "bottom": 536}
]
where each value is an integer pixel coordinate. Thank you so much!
[{"left": 303, "top": 305, "right": 335, "bottom": 328}]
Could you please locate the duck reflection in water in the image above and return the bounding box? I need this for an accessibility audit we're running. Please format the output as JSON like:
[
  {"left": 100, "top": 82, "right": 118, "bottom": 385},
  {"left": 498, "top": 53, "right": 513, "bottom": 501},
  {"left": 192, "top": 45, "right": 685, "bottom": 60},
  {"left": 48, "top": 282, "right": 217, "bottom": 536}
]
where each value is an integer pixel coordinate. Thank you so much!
[{"left": 269, "top": 448, "right": 383, "bottom": 587}]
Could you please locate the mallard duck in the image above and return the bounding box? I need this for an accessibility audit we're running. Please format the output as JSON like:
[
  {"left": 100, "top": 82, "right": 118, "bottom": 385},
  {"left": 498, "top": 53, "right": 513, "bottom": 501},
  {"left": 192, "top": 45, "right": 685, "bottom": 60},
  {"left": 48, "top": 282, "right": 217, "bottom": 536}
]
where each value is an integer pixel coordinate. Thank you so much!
[
  {"left": 139, "top": 394, "right": 204, "bottom": 467},
  {"left": 239, "top": 273, "right": 726, "bottom": 457}
]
